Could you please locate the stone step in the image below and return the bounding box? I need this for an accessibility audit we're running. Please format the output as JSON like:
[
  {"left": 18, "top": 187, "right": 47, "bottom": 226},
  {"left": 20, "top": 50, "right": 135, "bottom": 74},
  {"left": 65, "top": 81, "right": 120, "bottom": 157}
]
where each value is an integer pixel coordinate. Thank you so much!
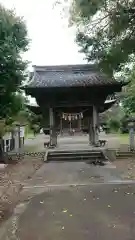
[
  {"left": 116, "top": 151, "right": 135, "bottom": 159},
  {"left": 49, "top": 151, "right": 102, "bottom": 156},
  {"left": 46, "top": 150, "right": 106, "bottom": 162},
  {"left": 116, "top": 155, "right": 135, "bottom": 159}
]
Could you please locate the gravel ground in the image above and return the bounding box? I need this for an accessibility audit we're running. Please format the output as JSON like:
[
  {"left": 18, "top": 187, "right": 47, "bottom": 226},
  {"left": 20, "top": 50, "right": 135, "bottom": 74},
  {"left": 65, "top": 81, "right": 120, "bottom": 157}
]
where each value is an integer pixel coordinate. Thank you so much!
[
  {"left": 0, "top": 156, "right": 43, "bottom": 224},
  {"left": 1, "top": 161, "right": 135, "bottom": 240},
  {"left": 9, "top": 184, "right": 135, "bottom": 240},
  {"left": 0, "top": 133, "right": 134, "bottom": 230},
  {"left": 1, "top": 157, "right": 135, "bottom": 226},
  {"left": 114, "top": 158, "right": 135, "bottom": 180}
]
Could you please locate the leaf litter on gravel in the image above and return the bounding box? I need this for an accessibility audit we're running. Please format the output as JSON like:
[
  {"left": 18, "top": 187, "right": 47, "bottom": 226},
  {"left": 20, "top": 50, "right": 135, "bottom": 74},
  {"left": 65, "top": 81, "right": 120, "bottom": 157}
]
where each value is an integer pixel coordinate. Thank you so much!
[
  {"left": 108, "top": 205, "right": 111, "bottom": 208},
  {"left": 62, "top": 209, "right": 68, "bottom": 213}
]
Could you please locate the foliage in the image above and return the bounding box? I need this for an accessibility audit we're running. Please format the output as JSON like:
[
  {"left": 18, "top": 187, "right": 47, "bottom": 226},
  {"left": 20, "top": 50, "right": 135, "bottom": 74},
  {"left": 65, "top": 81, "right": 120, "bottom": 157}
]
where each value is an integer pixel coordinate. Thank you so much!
[
  {"left": 108, "top": 118, "right": 120, "bottom": 132},
  {"left": 62, "top": 0, "right": 135, "bottom": 114},
  {"left": 100, "top": 103, "right": 125, "bottom": 132},
  {"left": 101, "top": 103, "right": 125, "bottom": 121},
  {"left": 120, "top": 113, "right": 129, "bottom": 133},
  {"left": 67, "top": 0, "right": 135, "bottom": 76},
  {"left": 0, "top": 96, "right": 28, "bottom": 138},
  {"left": 27, "top": 112, "right": 43, "bottom": 134},
  {"left": 0, "top": 5, "right": 29, "bottom": 139},
  {"left": 0, "top": 4, "right": 29, "bottom": 122},
  {"left": 53, "top": 0, "right": 135, "bottom": 114},
  {"left": 120, "top": 65, "right": 135, "bottom": 113}
]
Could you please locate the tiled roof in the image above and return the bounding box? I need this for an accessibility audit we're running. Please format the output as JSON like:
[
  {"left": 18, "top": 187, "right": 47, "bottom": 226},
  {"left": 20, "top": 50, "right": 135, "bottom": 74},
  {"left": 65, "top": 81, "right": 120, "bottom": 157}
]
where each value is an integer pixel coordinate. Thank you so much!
[{"left": 26, "top": 64, "right": 122, "bottom": 88}]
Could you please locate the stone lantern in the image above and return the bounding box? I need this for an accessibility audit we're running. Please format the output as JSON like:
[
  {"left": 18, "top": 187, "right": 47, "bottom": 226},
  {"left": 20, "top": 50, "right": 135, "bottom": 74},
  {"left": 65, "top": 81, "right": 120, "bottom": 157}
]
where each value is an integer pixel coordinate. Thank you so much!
[
  {"left": 127, "top": 117, "right": 135, "bottom": 151},
  {"left": 13, "top": 122, "right": 20, "bottom": 151}
]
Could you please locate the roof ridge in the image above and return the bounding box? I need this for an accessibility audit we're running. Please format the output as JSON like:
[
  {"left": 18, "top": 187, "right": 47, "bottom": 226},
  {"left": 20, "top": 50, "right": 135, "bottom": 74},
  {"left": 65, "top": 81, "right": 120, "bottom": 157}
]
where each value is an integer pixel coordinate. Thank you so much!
[{"left": 33, "top": 64, "right": 99, "bottom": 72}]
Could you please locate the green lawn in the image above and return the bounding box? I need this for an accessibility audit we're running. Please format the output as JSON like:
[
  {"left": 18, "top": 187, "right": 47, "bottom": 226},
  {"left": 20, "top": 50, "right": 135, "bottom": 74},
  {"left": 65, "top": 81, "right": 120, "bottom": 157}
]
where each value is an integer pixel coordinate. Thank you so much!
[
  {"left": 118, "top": 133, "right": 129, "bottom": 144},
  {"left": 25, "top": 131, "right": 34, "bottom": 139},
  {"left": 24, "top": 145, "right": 39, "bottom": 152}
]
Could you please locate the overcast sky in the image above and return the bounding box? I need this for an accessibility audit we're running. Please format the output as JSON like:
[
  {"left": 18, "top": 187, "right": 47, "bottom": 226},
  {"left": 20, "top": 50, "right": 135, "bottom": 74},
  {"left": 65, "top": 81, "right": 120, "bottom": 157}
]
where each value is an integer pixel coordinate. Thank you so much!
[{"left": 1, "top": 0, "right": 85, "bottom": 70}]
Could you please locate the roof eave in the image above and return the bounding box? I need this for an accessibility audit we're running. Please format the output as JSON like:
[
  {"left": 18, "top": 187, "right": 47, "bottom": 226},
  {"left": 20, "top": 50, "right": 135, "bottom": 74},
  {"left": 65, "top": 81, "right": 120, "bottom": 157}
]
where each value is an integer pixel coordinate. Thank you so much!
[{"left": 21, "top": 81, "right": 125, "bottom": 89}]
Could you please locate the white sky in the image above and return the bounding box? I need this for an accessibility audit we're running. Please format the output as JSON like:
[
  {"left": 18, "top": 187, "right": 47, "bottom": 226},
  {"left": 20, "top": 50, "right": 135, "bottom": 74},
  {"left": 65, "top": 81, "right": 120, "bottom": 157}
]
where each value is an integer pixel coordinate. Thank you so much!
[{"left": 1, "top": 0, "right": 85, "bottom": 69}]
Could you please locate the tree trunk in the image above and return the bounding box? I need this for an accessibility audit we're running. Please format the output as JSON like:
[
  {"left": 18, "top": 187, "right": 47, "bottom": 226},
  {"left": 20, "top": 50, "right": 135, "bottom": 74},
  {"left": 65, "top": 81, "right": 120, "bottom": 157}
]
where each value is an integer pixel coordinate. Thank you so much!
[{"left": 0, "top": 137, "right": 7, "bottom": 164}]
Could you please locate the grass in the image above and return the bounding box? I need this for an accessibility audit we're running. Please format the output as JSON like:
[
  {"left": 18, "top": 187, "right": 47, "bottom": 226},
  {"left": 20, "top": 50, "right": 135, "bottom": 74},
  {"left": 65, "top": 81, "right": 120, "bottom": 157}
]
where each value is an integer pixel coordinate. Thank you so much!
[
  {"left": 25, "top": 133, "right": 34, "bottom": 139},
  {"left": 24, "top": 125, "right": 34, "bottom": 139},
  {"left": 24, "top": 145, "right": 40, "bottom": 152},
  {"left": 108, "top": 132, "right": 129, "bottom": 144},
  {"left": 118, "top": 133, "right": 129, "bottom": 144}
]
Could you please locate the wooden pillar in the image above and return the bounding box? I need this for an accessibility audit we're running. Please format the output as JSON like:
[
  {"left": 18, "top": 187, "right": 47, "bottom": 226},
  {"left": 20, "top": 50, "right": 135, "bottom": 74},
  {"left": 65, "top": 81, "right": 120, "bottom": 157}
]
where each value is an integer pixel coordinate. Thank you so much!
[
  {"left": 49, "top": 107, "right": 57, "bottom": 147},
  {"left": 69, "top": 120, "right": 72, "bottom": 132},
  {"left": 92, "top": 105, "right": 99, "bottom": 145},
  {"left": 89, "top": 117, "right": 94, "bottom": 145},
  {"left": 89, "top": 121, "right": 92, "bottom": 145},
  {"left": 78, "top": 118, "right": 82, "bottom": 130},
  {"left": 60, "top": 115, "right": 63, "bottom": 135}
]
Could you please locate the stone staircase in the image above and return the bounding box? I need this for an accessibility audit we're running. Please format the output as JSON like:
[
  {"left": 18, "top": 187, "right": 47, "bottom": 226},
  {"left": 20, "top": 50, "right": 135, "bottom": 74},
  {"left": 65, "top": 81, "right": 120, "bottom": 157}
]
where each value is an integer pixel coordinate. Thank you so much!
[
  {"left": 116, "top": 151, "right": 135, "bottom": 159},
  {"left": 103, "top": 148, "right": 135, "bottom": 161},
  {"left": 46, "top": 150, "right": 107, "bottom": 163}
]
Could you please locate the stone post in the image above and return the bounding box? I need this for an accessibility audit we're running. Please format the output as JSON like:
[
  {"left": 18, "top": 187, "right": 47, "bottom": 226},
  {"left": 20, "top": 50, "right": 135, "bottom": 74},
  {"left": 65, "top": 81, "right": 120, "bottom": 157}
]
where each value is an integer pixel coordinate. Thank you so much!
[
  {"left": 20, "top": 126, "right": 25, "bottom": 149},
  {"left": 128, "top": 121, "right": 135, "bottom": 151},
  {"left": 14, "top": 126, "right": 20, "bottom": 152}
]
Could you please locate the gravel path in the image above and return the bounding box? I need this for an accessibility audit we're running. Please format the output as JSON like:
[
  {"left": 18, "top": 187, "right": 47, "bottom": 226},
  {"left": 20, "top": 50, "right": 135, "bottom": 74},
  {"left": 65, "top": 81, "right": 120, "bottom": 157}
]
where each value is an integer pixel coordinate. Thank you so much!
[
  {"left": 0, "top": 156, "right": 43, "bottom": 224},
  {"left": 0, "top": 134, "right": 134, "bottom": 239},
  {"left": 1, "top": 160, "right": 135, "bottom": 240}
]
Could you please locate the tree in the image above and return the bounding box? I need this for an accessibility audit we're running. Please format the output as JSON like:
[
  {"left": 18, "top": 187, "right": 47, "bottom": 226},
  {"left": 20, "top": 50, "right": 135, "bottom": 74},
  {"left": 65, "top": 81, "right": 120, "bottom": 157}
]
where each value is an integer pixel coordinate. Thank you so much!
[
  {"left": 0, "top": 5, "right": 29, "bottom": 162},
  {"left": 0, "top": 5, "right": 29, "bottom": 119},
  {"left": 67, "top": 0, "right": 135, "bottom": 76},
  {"left": 62, "top": 0, "right": 135, "bottom": 114},
  {"left": 120, "top": 65, "right": 135, "bottom": 113},
  {"left": 27, "top": 112, "right": 44, "bottom": 135},
  {"left": 100, "top": 103, "right": 125, "bottom": 131}
]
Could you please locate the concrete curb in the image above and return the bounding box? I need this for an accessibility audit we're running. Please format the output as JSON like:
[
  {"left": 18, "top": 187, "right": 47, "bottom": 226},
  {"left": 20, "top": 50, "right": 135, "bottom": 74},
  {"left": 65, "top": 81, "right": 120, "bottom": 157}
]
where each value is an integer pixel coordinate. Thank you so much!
[{"left": 44, "top": 150, "right": 48, "bottom": 162}]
